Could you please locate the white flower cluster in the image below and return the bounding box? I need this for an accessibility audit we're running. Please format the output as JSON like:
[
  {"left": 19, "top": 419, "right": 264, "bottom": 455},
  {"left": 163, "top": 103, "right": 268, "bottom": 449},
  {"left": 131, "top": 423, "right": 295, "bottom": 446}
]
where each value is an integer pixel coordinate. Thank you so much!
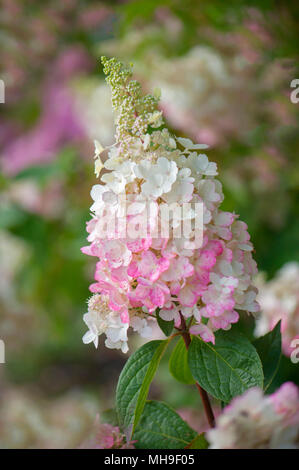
[
  {"left": 207, "top": 383, "right": 299, "bottom": 449},
  {"left": 83, "top": 295, "right": 153, "bottom": 353}
]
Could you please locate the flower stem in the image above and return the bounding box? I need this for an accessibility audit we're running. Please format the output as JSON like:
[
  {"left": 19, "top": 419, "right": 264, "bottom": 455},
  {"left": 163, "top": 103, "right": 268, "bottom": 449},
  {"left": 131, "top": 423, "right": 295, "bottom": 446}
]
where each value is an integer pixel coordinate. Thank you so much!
[{"left": 179, "top": 313, "right": 215, "bottom": 429}]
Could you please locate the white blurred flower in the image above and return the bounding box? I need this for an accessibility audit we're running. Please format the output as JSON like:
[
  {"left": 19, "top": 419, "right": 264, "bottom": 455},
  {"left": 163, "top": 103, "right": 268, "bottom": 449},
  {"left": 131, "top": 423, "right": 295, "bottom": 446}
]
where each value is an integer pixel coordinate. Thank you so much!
[{"left": 207, "top": 384, "right": 299, "bottom": 449}]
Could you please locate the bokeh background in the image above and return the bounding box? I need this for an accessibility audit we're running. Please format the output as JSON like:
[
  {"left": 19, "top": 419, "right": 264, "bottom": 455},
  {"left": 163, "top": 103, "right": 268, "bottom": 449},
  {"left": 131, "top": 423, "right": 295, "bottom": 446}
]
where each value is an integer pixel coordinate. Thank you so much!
[{"left": 0, "top": 0, "right": 298, "bottom": 448}]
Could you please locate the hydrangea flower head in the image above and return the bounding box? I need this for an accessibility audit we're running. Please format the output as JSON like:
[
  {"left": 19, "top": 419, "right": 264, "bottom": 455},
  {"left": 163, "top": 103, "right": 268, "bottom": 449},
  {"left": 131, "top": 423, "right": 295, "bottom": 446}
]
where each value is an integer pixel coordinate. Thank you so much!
[
  {"left": 82, "top": 57, "right": 259, "bottom": 352},
  {"left": 207, "top": 382, "right": 299, "bottom": 449}
]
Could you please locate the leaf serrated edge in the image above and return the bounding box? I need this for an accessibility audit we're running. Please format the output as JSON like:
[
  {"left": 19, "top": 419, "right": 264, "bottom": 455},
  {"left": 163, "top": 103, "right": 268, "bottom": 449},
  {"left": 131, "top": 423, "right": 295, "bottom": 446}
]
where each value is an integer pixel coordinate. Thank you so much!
[
  {"left": 185, "top": 433, "right": 209, "bottom": 449},
  {"left": 188, "top": 333, "right": 264, "bottom": 401},
  {"left": 133, "top": 400, "right": 197, "bottom": 449}
]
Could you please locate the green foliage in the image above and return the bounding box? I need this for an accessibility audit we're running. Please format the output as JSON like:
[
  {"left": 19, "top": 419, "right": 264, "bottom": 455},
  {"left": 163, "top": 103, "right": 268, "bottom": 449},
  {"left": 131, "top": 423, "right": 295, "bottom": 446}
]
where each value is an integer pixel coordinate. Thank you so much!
[
  {"left": 0, "top": 204, "right": 27, "bottom": 229},
  {"left": 133, "top": 400, "right": 198, "bottom": 449},
  {"left": 188, "top": 330, "right": 264, "bottom": 402},
  {"left": 187, "top": 433, "right": 209, "bottom": 449},
  {"left": 169, "top": 337, "right": 195, "bottom": 385},
  {"left": 156, "top": 309, "right": 174, "bottom": 337},
  {"left": 119, "top": 0, "right": 171, "bottom": 28},
  {"left": 116, "top": 340, "right": 170, "bottom": 436},
  {"left": 254, "top": 321, "right": 282, "bottom": 392}
]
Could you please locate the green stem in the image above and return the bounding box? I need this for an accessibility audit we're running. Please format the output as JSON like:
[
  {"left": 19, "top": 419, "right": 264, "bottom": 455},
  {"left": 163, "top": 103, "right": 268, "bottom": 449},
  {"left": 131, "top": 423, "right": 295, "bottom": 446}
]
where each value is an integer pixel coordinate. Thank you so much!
[{"left": 179, "top": 313, "right": 215, "bottom": 429}]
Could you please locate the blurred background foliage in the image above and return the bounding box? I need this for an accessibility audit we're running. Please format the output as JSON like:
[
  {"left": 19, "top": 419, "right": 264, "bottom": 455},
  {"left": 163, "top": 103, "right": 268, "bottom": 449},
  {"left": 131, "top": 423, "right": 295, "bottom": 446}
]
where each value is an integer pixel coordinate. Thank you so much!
[{"left": 0, "top": 0, "right": 298, "bottom": 448}]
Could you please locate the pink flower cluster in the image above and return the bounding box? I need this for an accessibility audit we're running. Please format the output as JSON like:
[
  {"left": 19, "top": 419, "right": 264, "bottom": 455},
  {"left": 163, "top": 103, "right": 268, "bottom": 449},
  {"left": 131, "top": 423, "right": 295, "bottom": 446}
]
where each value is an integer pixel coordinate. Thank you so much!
[
  {"left": 80, "top": 417, "right": 134, "bottom": 449},
  {"left": 82, "top": 59, "right": 259, "bottom": 352},
  {"left": 82, "top": 153, "right": 259, "bottom": 351}
]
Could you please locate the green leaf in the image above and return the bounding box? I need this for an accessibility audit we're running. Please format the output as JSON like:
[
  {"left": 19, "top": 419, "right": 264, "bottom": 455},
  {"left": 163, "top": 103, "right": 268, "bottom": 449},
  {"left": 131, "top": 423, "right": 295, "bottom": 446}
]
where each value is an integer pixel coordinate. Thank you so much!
[
  {"left": 133, "top": 401, "right": 197, "bottom": 449},
  {"left": 188, "top": 330, "right": 264, "bottom": 402},
  {"left": 0, "top": 205, "right": 26, "bottom": 229},
  {"left": 15, "top": 163, "right": 58, "bottom": 182},
  {"left": 253, "top": 321, "right": 281, "bottom": 391},
  {"left": 116, "top": 340, "right": 169, "bottom": 436},
  {"left": 169, "top": 337, "right": 195, "bottom": 385},
  {"left": 156, "top": 309, "right": 174, "bottom": 337},
  {"left": 186, "top": 433, "right": 209, "bottom": 449}
]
